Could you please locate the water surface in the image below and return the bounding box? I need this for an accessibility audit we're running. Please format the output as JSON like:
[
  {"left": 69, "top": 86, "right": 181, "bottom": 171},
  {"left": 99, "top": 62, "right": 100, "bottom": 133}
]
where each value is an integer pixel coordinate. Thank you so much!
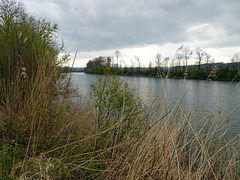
[{"left": 71, "top": 73, "right": 240, "bottom": 138}]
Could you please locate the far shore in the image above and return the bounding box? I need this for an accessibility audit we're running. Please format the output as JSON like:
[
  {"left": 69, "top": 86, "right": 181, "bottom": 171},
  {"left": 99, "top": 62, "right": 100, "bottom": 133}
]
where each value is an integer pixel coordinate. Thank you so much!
[{"left": 82, "top": 72, "right": 239, "bottom": 81}]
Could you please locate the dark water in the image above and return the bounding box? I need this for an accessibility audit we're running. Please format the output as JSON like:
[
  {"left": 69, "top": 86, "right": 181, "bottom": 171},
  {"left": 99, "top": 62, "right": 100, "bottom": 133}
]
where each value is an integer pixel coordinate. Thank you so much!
[{"left": 71, "top": 73, "right": 240, "bottom": 138}]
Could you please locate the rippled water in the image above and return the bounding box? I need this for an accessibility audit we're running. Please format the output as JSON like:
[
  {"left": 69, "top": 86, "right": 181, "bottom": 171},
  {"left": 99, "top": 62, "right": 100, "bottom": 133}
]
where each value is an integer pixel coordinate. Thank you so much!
[{"left": 71, "top": 73, "right": 240, "bottom": 138}]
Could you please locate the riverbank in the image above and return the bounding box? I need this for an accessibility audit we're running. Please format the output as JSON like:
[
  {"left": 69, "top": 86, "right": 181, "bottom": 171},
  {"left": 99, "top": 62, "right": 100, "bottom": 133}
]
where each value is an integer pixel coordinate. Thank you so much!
[
  {"left": 85, "top": 66, "right": 240, "bottom": 81},
  {"left": 85, "top": 72, "right": 240, "bottom": 81},
  {"left": 2, "top": 69, "right": 240, "bottom": 179}
]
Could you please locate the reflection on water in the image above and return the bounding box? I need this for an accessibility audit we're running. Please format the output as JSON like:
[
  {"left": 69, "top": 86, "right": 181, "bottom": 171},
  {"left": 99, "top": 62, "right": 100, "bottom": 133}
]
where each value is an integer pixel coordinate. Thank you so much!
[{"left": 71, "top": 73, "right": 240, "bottom": 138}]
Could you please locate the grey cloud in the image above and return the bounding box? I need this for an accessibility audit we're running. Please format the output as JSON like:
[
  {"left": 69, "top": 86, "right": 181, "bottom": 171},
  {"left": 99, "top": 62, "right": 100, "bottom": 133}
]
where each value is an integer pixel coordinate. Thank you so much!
[{"left": 24, "top": 0, "right": 240, "bottom": 52}]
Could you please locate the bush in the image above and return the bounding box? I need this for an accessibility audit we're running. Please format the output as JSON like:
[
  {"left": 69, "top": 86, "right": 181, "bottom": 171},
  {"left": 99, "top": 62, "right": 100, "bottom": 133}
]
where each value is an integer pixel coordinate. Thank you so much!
[
  {"left": 122, "top": 67, "right": 128, "bottom": 75},
  {"left": 0, "top": 1, "right": 74, "bottom": 178},
  {"left": 127, "top": 67, "right": 135, "bottom": 75},
  {"left": 0, "top": 0, "right": 61, "bottom": 107},
  {"left": 143, "top": 69, "right": 151, "bottom": 76},
  {"left": 89, "top": 75, "right": 145, "bottom": 137}
]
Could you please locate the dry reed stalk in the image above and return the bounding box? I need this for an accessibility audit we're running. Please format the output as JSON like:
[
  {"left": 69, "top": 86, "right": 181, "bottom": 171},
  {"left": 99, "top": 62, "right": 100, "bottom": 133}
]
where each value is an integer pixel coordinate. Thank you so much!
[
  {"left": 98, "top": 72, "right": 240, "bottom": 180},
  {"left": 2, "top": 63, "right": 240, "bottom": 179}
]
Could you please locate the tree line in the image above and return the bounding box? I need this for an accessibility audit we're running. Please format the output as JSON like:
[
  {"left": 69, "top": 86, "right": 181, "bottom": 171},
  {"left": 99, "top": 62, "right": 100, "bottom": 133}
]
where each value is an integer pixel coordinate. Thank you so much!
[{"left": 86, "top": 47, "right": 240, "bottom": 80}]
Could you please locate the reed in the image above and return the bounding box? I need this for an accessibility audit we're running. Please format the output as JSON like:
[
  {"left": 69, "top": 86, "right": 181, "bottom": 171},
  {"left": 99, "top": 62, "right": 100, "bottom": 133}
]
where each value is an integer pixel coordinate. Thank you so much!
[
  {"left": 96, "top": 71, "right": 240, "bottom": 180},
  {"left": 1, "top": 58, "right": 240, "bottom": 179}
]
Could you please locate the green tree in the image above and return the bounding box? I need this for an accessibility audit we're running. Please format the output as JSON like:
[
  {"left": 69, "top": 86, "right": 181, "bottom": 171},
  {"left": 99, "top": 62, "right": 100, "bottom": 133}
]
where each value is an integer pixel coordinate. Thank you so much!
[
  {"left": 86, "top": 56, "right": 106, "bottom": 69},
  {"left": 0, "top": 0, "right": 60, "bottom": 106}
]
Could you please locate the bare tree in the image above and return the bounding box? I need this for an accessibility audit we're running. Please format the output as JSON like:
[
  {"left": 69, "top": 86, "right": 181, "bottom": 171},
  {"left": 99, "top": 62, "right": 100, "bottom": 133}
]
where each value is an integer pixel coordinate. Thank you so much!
[
  {"left": 205, "top": 53, "right": 211, "bottom": 71},
  {"left": 164, "top": 57, "right": 169, "bottom": 71},
  {"left": 155, "top": 52, "right": 162, "bottom": 71},
  {"left": 149, "top": 61, "right": 153, "bottom": 71},
  {"left": 170, "top": 59, "right": 175, "bottom": 69},
  {"left": 120, "top": 58, "right": 125, "bottom": 68},
  {"left": 106, "top": 56, "right": 112, "bottom": 66},
  {"left": 182, "top": 47, "right": 193, "bottom": 70},
  {"left": 135, "top": 56, "right": 141, "bottom": 71},
  {"left": 231, "top": 53, "right": 239, "bottom": 70},
  {"left": 114, "top": 50, "right": 121, "bottom": 68},
  {"left": 195, "top": 47, "right": 206, "bottom": 70},
  {"left": 110, "top": 56, "right": 115, "bottom": 67},
  {"left": 130, "top": 58, "right": 135, "bottom": 67},
  {"left": 211, "top": 58, "right": 215, "bottom": 64},
  {"left": 176, "top": 53, "right": 183, "bottom": 68},
  {"left": 0, "top": 0, "right": 25, "bottom": 20}
]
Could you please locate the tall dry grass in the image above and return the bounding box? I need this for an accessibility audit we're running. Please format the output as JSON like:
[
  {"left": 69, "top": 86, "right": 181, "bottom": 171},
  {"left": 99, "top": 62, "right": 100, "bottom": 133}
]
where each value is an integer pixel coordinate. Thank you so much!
[
  {"left": 93, "top": 69, "right": 240, "bottom": 180},
  {"left": 1, "top": 64, "right": 240, "bottom": 179},
  {"left": 0, "top": 1, "right": 94, "bottom": 178}
]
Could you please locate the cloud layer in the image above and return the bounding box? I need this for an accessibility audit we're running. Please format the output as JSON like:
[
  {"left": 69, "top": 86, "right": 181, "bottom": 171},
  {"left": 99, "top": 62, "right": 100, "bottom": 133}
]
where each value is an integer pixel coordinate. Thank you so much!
[{"left": 24, "top": 0, "right": 240, "bottom": 66}]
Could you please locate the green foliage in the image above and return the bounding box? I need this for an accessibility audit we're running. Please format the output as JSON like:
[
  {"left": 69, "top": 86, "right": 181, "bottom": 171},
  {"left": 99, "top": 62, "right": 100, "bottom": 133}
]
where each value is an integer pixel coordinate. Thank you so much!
[
  {"left": 188, "top": 69, "right": 206, "bottom": 79},
  {"left": 0, "top": 1, "right": 71, "bottom": 178},
  {"left": 0, "top": 0, "right": 61, "bottom": 107},
  {"left": 126, "top": 67, "right": 136, "bottom": 75},
  {"left": 188, "top": 69, "right": 200, "bottom": 79},
  {"left": 122, "top": 67, "right": 128, "bottom": 75},
  {"left": 89, "top": 75, "right": 144, "bottom": 136},
  {"left": 169, "top": 69, "right": 184, "bottom": 77},
  {"left": 143, "top": 69, "right": 151, "bottom": 75},
  {"left": 86, "top": 66, "right": 105, "bottom": 74},
  {"left": 216, "top": 64, "right": 238, "bottom": 80},
  {"left": 176, "top": 69, "right": 184, "bottom": 77},
  {"left": 86, "top": 64, "right": 240, "bottom": 81},
  {"left": 86, "top": 56, "right": 112, "bottom": 70}
]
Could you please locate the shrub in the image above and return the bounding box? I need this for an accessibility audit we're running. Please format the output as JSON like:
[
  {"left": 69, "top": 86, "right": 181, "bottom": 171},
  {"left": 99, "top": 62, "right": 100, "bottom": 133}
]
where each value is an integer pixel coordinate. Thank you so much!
[
  {"left": 143, "top": 69, "right": 151, "bottom": 76},
  {"left": 0, "top": 1, "right": 74, "bottom": 178},
  {"left": 0, "top": 0, "right": 61, "bottom": 107},
  {"left": 89, "top": 75, "right": 145, "bottom": 137}
]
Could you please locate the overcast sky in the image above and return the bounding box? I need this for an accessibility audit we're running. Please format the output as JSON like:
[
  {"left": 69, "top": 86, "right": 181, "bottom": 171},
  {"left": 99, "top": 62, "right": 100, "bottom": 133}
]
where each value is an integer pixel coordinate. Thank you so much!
[{"left": 24, "top": 0, "right": 240, "bottom": 67}]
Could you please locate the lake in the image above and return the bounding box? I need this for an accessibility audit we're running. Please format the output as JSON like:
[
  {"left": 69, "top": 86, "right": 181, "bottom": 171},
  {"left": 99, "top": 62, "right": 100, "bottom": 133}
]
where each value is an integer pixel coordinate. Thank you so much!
[{"left": 71, "top": 72, "right": 240, "bottom": 138}]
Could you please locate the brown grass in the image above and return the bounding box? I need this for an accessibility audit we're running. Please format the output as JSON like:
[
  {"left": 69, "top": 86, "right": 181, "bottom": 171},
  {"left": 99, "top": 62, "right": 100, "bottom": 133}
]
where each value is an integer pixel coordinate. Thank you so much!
[{"left": 1, "top": 66, "right": 240, "bottom": 179}]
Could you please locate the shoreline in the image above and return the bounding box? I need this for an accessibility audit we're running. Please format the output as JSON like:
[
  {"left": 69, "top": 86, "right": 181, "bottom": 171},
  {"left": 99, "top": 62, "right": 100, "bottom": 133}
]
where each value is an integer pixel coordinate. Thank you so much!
[{"left": 82, "top": 72, "right": 239, "bottom": 81}]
